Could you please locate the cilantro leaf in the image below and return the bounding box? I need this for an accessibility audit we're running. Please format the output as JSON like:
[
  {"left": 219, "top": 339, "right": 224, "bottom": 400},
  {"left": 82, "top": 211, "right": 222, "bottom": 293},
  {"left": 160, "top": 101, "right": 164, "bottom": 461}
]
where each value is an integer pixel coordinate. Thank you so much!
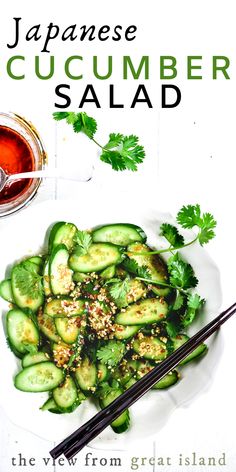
[
  {"left": 160, "top": 223, "right": 185, "bottom": 248},
  {"left": 122, "top": 258, "right": 150, "bottom": 279},
  {"left": 104, "top": 133, "right": 124, "bottom": 150},
  {"left": 172, "top": 292, "right": 185, "bottom": 310},
  {"left": 181, "top": 293, "right": 205, "bottom": 327},
  {"left": 107, "top": 278, "right": 130, "bottom": 307},
  {"left": 101, "top": 134, "right": 145, "bottom": 172},
  {"left": 177, "top": 204, "right": 201, "bottom": 229},
  {"left": 198, "top": 213, "right": 217, "bottom": 245},
  {"left": 74, "top": 230, "right": 92, "bottom": 255},
  {"left": 53, "top": 112, "right": 69, "bottom": 121},
  {"left": 80, "top": 112, "right": 97, "bottom": 138},
  {"left": 167, "top": 253, "right": 198, "bottom": 290},
  {"left": 96, "top": 341, "right": 126, "bottom": 367},
  {"left": 66, "top": 112, "right": 78, "bottom": 125},
  {"left": 14, "top": 262, "right": 43, "bottom": 300},
  {"left": 176, "top": 204, "right": 216, "bottom": 245}
]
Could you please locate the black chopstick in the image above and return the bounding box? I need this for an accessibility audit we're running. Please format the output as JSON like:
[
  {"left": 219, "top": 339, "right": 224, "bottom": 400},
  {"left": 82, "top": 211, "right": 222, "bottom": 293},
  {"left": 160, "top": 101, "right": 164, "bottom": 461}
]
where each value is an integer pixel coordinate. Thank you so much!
[{"left": 50, "top": 302, "right": 236, "bottom": 460}]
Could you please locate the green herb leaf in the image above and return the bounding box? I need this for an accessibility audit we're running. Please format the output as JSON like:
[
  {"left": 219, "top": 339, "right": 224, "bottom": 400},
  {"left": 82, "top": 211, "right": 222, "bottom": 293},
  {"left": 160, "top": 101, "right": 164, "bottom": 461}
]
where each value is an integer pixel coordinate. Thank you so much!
[
  {"left": 198, "top": 213, "right": 217, "bottom": 245},
  {"left": 160, "top": 223, "right": 185, "bottom": 248},
  {"left": 172, "top": 292, "right": 185, "bottom": 310},
  {"left": 177, "top": 204, "right": 216, "bottom": 246},
  {"left": 14, "top": 262, "right": 43, "bottom": 300},
  {"left": 96, "top": 341, "right": 126, "bottom": 367},
  {"left": 122, "top": 258, "right": 150, "bottom": 279},
  {"left": 74, "top": 230, "right": 92, "bottom": 255},
  {"left": 108, "top": 278, "right": 130, "bottom": 306},
  {"left": 53, "top": 112, "right": 70, "bottom": 121},
  {"left": 101, "top": 134, "right": 145, "bottom": 172},
  {"left": 167, "top": 253, "right": 198, "bottom": 290},
  {"left": 80, "top": 112, "right": 97, "bottom": 138},
  {"left": 182, "top": 293, "right": 205, "bottom": 327},
  {"left": 177, "top": 204, "right": 201, "bottom": 229}
]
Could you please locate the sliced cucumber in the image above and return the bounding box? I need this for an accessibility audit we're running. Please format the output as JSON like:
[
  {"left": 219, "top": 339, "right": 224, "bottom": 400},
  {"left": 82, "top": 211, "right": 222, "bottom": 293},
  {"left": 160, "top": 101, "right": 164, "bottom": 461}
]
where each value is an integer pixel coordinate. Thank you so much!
[
  {"left": 100, "top": 387, "right": 130, "bottom": 433},
  {"left": 115, "top": 298, "right": 168, "bottom": 326},
  {"left": 53, "top": 376, "right": 78, "bottom": 411},
  {"left": 52, "top": 342, "right": 72, "bottom": 368},
  {"left": 55, "top": 317, "right": 84, "bottom": 345},
  {"left": 49, "top": 244, "right": 74, "bottom": 295},
  {"left": 127, "top": 243, "right": 170, "bottom": 296},
  {"left": 0, "top": 279, "right": 14, "bottom": 303},
  {"left": 172, "top": 334, "right": 207, "bottom": 365},
  {"left": 74, "top": 356, "right": 97, "bottom": 392},
  {"left": 15, "top": 362, "right": 64, "bottom": 392},
  {"left": 11, "top": 263, "right": 44, "bottom": 311},
  {"left": 22, "top": 351, "right": 49, "bottom": 368},
  {"left": 132, "top": 335, "right": 168, "bottom": 361},
  {"left": 40, "top": 397, "right": 63, "bottom": 414},
  {"left": 113, "top": 359, "right": 138, "bottom": 386},
  {"left": 115, "top": 279, "right": 147, "bottom": 308},
  {"left": 44, "top": 298, "right": 85, "bottom": 317},
  {"left": 49, "top": 222, "right": 77, "bottom": 251},
  {"left": 136, "top": 360, "right": 179, "bottom": 389},
  {"left": 37, "top": 312, "right": 60, "bottom": 343},
  {"left": 26, "top": 256, "right": 44, "bottom": 273},
  {"left": 43, "top": 259, "right": 51, "bottom": 296},
  {"left": 97, "top": 363, "right": 109, "bottom": 383},
  {"left": 124, "top": 377, "right": 137, "bottom": 389},
  {"left": 114, "top": 324, "right": 140, "bottom": 340},
  {"left": 100, "top": 265, "right": 116, "bottom": 280},
  {"left": 92, "top": 223, "right": 146, "bottom": 246},
  {"left": 7, "top": 309, "right": 39, "bottom": 357},
  {"left": 73, "top": 272, "right": 89, "bottom": 283},
  {"left": 69, "top": 243, "right": 123, "bottom": 273}
]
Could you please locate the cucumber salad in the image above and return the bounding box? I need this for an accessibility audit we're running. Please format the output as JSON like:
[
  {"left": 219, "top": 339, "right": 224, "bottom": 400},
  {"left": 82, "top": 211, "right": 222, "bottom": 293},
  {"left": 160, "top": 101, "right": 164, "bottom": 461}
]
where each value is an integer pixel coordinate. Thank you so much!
[{"left": 0, "top": 205, "right": 217, "bottom": 434}]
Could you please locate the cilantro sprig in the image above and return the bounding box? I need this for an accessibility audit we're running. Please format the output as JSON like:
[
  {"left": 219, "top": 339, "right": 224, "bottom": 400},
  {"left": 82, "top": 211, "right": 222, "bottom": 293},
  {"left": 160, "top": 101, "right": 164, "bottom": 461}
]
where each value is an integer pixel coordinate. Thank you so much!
[
  {"left": 106, "top": 278, "right": 130, "bottom": 307},
  {"left": 96, "top": 341, "right": 126, "bottom": 367},
  {"left": 74, "top": 230, "right": 92, "bottom": 255},
  {"left": 130, "top": 204, "right": 216, "bottom": 258},
  {"left": 14, "top": 261, "right": 43, "bottom": 300},
  {"left": 53, "top": 112, "right": 145, "bottom": 172}
]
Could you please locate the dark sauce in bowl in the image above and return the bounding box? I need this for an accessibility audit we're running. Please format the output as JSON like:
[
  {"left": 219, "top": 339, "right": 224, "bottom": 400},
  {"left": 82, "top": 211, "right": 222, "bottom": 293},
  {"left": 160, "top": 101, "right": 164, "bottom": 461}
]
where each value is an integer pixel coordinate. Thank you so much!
[{"left": 0, "top": 126, "right": 34, "bottom": 203}]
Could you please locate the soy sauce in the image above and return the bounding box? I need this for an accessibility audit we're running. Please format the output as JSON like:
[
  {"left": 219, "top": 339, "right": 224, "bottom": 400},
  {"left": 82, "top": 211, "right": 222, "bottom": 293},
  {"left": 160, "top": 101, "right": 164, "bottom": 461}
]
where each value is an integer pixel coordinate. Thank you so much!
[{"left": 0, "top": 126, "right": 34, "bottom": 203}]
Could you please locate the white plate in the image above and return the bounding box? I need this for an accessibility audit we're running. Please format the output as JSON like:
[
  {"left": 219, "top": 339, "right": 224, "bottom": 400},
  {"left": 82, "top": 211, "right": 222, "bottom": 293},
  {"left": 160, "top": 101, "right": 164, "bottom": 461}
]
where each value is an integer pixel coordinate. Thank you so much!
[{"left": 0, "top": 192, "right": 222, "bottom": 449}]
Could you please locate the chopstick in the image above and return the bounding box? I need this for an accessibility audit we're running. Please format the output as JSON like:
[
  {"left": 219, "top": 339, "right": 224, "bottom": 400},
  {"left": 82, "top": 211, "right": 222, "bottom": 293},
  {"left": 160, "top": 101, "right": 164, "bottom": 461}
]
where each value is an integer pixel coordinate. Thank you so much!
[{"left": 50, "top": 302, "right": 236, "bottom": 460}]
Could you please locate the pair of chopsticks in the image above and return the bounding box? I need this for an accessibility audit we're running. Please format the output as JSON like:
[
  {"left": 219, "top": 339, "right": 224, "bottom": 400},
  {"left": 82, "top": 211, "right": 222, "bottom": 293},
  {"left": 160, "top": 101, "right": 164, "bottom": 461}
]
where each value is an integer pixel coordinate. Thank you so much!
[{"left": 50, "top": 302, "right": 236, "bottom": 460}]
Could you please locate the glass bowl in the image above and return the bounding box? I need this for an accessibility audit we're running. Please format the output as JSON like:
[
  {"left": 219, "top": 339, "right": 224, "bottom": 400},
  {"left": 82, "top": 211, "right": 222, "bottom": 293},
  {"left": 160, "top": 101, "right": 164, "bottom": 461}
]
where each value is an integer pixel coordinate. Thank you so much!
[{"left": 0, "top": 112, "right": 46, "bottom": 217}]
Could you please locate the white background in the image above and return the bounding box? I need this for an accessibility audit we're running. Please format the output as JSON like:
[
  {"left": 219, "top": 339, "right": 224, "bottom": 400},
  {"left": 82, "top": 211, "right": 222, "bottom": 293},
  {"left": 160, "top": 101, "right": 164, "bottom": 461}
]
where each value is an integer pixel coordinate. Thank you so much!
[{"left": 0, "top": 0, "right": 236, "bottom": 471}]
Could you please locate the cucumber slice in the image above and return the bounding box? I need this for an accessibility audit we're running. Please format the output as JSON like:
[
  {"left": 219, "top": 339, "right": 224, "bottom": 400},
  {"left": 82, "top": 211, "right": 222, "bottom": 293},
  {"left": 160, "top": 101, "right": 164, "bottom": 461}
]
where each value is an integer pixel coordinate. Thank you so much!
[
  {"left": 11, "top": 263, "right": 44, "bottom": 311},
  {"left": 49, "top": 222, "right": 77, "bottom": 251},
  {"left": 7, "top": 309, "right": 39, "bottom": 356},
  {"left": 52, "top": 342, "right": 72, "bottom": 368},
  {"left": 92, "top": 224, "right": 147, "bottom": 246},
  {"left": 37, "top": 312, "right": 60, "bottom": 343},
  {"left": 114, "top": 324, "right": 140, "bottom": 340},
  {"left": 69, "top": 243, "right": 123, "bottom": 273},
  {"left": 49, "top": 244, "right": 74, "bottom": 295},
  {"left": 132, "top": 335, "right": 168, "bottom": 361},
  {"left": 74, "top": 357, "right": 97, "bottom": 392},
  {"left": 26, "top": 256, "right": 44, "bottom": 273},
  {"left": 100, "top": 388, "right": 130, "bottom": 433},
  {"left": 0, "top": 279, "right": 14, "bottom": 303},
  {"left": 55, "top": 317, "right": 83, "bottom": 345},
  {"left": 100, "top": 265, "right": 116, "bottom": 280},
  {"left": 22, "top": 351, "right": 49, "bottom": 368},
  {"left": 40, "top": 397, "right": 63, "bottom": 414},
  {"left": 43, "top": 259, "right": 51, "bottom": 296},
  {"left": 127, "top": 243, "right": 170, "bottom": 296},
  {"left": 136, "top": 360, "right": 179, "bottom": 389},
  {"left": 44, "top": 298, "right": 85, "bottom": 317},
  {"left": 15, "top": 362, "right": 64, "bottom": 392},
  {"left": 115, "top": 279, "right": 147, "bottom": 308},
  {"left": 113, "top": 359, "right": 138, "bottom": 386},
  {"left": 97, "top": 363, "right": 109, "bottom": 383},
  {"left": 73, "top": 272, "right": 89, "bottom": 283},
  {"left": 172, "top": 334, "right": 207, "bottom": 365},
  {"left": 115, "top": 298, "right": 168, "bottom": 326},
  {"left": 53, "top": 376, "right": 78, "bottom": 410}
]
